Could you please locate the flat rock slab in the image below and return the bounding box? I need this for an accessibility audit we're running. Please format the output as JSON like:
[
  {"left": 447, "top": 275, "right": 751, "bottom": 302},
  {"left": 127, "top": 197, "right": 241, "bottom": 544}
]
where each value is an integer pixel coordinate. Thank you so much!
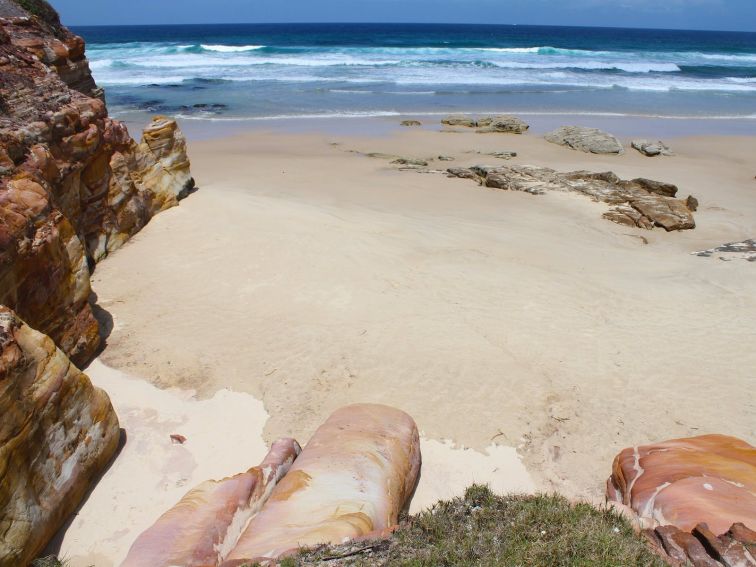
[
  {"left": 545, "top": 126, "right": 624, "bottom": 154},
  {"left": 692, "top": 239, "right": 756, "bottom": 262}
]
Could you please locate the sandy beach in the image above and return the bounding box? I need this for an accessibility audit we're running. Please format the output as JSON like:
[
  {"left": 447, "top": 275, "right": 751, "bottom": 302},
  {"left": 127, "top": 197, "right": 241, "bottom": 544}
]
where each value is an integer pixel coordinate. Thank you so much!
[{"left": 54, "top": 119, "right": 755, "bottom": 565}]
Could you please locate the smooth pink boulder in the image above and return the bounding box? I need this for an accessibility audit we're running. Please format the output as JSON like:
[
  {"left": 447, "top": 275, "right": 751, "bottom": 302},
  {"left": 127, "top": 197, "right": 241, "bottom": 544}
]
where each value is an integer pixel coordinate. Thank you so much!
[
  {"left": 121, "top": 438, "right": 301, "bottom": 567},
  {"left": 607, "top": 434, "right": 756, "bottom": 534},
  {"left": 221, "top": 404, "right": 421, "bottom": 566}
]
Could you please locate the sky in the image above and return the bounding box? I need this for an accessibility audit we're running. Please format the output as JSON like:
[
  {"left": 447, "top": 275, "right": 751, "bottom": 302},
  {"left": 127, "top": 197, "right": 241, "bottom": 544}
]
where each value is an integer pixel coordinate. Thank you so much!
[{"left": 53, "top": 0, "right": 756, "bottom": 32}]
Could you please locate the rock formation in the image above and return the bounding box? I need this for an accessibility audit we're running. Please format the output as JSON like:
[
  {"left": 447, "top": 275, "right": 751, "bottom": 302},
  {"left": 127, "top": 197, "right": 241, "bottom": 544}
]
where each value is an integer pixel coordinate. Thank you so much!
[
  {"left": 0, "top": 5, "right": 194, "bottom": 365},
  {"left": 400, "top": 120, "right": 421, "bottom": 127},
  {"left": 121, "top": 439, "right": 301, "bottom": 567},
  {"left": 607, "top": 434, "right": 756, "bottom": 566},
  {"left": 693, "top": 239, "right": 756, "bottom": 262},
  {"left": 632, "top": 139, "right": 673, "bottom": 157},
  {"left": 441, "top": 114, "right": 529, "bottom": 134},
  {"left": 0, "top": 306, "right": 120, "bottom": 567},
  {"left": 545, "top": 126, "right": 624, "bottom": 154},
  {"left": 446, "top": 164, "right": 697, "bottom": 231},
  {"left": 222, "top": 404, "right": 421, "bottom": 566}
]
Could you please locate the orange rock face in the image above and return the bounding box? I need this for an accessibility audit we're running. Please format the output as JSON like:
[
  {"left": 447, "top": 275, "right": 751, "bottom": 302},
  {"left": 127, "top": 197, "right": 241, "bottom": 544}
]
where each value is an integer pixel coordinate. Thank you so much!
[
  {"left": 222, "top": 404, "right": 421, "bottom": 566},
  {"left": 0, "top": 306, "right": 120, "bottom": 566},
  {"left": 607, "top": 434, "right": 756, "bottom": 534},
  {"left": 0, "top": 7, "right": 194, "bottom": 365}
]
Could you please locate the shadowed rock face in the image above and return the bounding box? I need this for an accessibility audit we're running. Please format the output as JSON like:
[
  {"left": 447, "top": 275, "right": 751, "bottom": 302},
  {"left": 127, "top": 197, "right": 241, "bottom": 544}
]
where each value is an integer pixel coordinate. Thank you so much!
[
  {"left": 121, "top": 439, "right": 302, "bottom": 567},
  {"left": 0, "top": 7, "right": 193, "bottom": 364},
  {"left": 607, "top": 434, "right": 756, "bottom": 535},
  {"left": 221, "top": 404, "right": 421, "bottom": 566},
  {"left": 447, "top": 164, "right": 696, "bottom": 231},
  {"left": 0, "top": 306, "right": 120, "bottom": 567},
  {"left": 545, "top": 126, "right": 624, "bottom": 154}
]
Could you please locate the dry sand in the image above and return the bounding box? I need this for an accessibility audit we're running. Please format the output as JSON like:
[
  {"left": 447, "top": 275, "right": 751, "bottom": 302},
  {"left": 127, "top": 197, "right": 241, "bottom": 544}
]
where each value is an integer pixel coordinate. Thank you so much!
[{"left": 56, "top": 120, "right": 755, "bottom": 564}]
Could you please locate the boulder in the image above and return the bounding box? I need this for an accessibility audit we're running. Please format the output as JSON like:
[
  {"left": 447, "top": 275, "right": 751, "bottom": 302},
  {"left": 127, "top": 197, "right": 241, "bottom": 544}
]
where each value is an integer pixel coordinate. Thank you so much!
[
  {"left": 121, "top": 439, "right": 301, "bottom": 567},
  {"left": 445, "top": 164, "right": 696, "bottom": 231},
  {"left": 545, "top": 126, "right": 624, "bottom": 154},
  {"left": 221, "top": 404, "right": 421, "bottom": 566},
  {"left": 476, "top": 115, "right": 529, "bottom": 134},
  {"left": 441, "top": 115, "right": 477, "bottom": 128},
  {"left": 400, "top": 120, "right": 421, "bottom": 127},
  {"left": 0, "top": 11, "right": 194, "bottom": 364},
  {"left": 391, "top": 157, "right": 429, "bottom": 167},
  {"left": 0, "top": 306, "right": 120, "bottom": 566},
  {"left": 632, "top": 139, "right": 673, "bottom": 157},
  {"left": 607, "top": 434, "right": 756, "bottom": 535}
]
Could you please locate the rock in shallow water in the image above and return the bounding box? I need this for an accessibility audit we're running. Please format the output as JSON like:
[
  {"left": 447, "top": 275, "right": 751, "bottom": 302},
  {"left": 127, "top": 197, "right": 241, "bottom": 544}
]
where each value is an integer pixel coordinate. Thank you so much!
[
  {"left": 0, "top": 306, "right": 120, "bottom": 566},
  {"left": 545, "top": 126, "right": 624, "bottom": 154}
]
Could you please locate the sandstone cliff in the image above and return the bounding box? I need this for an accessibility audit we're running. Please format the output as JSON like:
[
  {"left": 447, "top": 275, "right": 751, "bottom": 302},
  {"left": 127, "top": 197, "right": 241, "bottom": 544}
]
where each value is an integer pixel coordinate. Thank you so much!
[
  {"left": 0, "top": 2, "right": 194, "bottom": 365},
  {"left": 0, "top": 306, "right": 121, "bottom": 567}
]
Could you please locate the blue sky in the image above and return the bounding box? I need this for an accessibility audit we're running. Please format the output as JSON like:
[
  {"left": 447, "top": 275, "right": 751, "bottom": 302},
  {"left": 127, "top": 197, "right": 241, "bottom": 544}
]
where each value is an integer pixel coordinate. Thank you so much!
[{"left": 54, "top": 0, "right": 756, "bottom": 32}]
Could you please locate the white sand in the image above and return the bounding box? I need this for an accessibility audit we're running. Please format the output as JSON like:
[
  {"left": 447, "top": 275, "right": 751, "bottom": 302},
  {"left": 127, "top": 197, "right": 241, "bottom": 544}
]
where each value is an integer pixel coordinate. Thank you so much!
[{"left": 57, "top": 122, "right": 756, "bottom": 564}]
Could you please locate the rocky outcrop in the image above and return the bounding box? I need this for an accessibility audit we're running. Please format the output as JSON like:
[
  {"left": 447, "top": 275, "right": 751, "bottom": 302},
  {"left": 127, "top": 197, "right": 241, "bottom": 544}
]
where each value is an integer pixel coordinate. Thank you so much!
[
  {"left": 476, "top": 115, "right": 529, "bottom": 134},
  {"left": 447, "top": 165, "right": 697, "bottom": 231},
  {"left": 608, "top": 434, "right": 756, "bottom": 567},
  {"left": 545, "top": 126, "right": 624, "bottom": 154},
  {"left": 121, "top": 439, "right": 301, "bottom": 567},
  {"left": 441, "top": 114, "right": 529, "bottom": 134},
  {"left": 693, "top": 239, "right": 756, "bottom": 262},
  {"left": 632, "top": 139, "right": 673, "bottom": 157},
  {"left": 0, "top": 306, "right": 120, "bottom": 567},
  {"left": 223, "top": 404, "right": 420, "bottom": 566},
  {"left": 0, "top": 6, "right": 194, "bottom": 364},
  {"left": 400, "top": 120, "right": 421, "bottom": 127}
]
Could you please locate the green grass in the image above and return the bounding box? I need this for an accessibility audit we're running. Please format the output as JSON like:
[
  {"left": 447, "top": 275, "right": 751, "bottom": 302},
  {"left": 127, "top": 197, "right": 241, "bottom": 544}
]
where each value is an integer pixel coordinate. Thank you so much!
[
  {"left": 14, "top": 0, "right": 60, "bottom": 25},
  {"left": 285, "top": 485, "right": 666, "bottom": 566}
]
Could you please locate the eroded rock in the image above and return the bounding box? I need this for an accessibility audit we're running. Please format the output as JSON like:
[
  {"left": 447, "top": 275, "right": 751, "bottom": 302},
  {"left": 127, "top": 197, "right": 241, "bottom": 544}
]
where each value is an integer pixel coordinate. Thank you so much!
[
  {"left": 0, "top": 8, "right": 194, "bottom": 363},
  {"left": 476, "top": 115, "right": 529, "bottom": 134},
  {"left": 446, "top": 164, "right": 696, "bottom": 231},
  {"left": 693, "top": 239, "right": 756, "bottom": 262},
  {"left": 0, "top": 306, "right": 120, "bottom": 566},
  {"left": 632, "top": 139, "right": 673, "bottom": 157},
  {"left": 400, "top": 120, "right": 421, "bottom": 127},
  {"left": 221, "top": 404, "right": 421, "bottom": 566},
  {"left": 545, "top": 126, "right": 624, "bottom": 154},
  {"left": 121, "top": 439, "right": 301, "bottom": 567},
  {"left": 441, "top": 114, "right": 477, "bottom": 128}
]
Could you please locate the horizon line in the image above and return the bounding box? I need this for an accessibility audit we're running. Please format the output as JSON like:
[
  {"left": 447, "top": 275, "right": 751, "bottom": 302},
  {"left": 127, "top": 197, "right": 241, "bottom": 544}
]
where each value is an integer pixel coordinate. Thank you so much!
[{"left": 66, "top": 21, "right": 756, "bottom": 35}]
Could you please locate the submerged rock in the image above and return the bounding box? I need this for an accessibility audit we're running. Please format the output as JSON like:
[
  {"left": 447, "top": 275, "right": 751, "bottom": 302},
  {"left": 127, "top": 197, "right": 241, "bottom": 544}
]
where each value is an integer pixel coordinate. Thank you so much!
[
  {"left": 545, "top": 126, "right": 624, "bottom": 154},
  {"left": 0, "top": 307, "right": 120, "bottom": 566},
  {"left": 632, "top": 139, "right": 673, "bottom": 157},
  {"left": 222, "top": 404, "right": 421, "bottom": 565},
  {"left": 445, "top": 164, "right": 696, "bottom": 230},
  {"left": 693, "top": 239, "right": 756, "bottom": 262}
]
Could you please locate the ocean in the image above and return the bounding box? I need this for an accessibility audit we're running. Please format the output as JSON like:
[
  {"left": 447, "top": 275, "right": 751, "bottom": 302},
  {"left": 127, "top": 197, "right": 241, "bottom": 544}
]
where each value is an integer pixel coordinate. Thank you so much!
[{"left": 73, "top": 23, "right": 756, "bottom": 131}]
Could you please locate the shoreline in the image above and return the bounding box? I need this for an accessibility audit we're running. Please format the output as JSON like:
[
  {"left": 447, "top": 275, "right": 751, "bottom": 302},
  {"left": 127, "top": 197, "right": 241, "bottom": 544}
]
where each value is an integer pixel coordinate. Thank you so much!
[{"left": 58, "top": 119, "right": 755, "bottom": 564}]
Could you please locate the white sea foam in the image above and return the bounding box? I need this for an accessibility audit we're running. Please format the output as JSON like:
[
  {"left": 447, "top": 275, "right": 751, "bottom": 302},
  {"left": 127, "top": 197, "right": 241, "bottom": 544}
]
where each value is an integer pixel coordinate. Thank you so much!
[{"left": 199, "top": 44, "right": 266, "bottom": 52}]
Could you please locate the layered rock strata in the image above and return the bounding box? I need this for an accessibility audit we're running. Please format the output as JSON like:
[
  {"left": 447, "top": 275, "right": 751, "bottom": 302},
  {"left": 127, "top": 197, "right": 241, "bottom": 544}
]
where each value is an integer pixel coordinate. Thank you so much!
[
  {"left": 121, "top": 439, "right": 302, "bottom": 567},
  {"left": 545, "top": 126, "right": 624, "bottom": 154},
  {"left": 608, "top": 434, "right": 756, "bottom": 566},
  {"left": 222, "top": 404, "right": 421, "bottom": 565},
  {"left": 0, "top": 6, "right": 194, "bottom": 364},
  {"left": 447, "top": 164, "right": 697, "bottom": 231},
  {"left": 0, "top": 306, "right": 120, "bottom": 567}
]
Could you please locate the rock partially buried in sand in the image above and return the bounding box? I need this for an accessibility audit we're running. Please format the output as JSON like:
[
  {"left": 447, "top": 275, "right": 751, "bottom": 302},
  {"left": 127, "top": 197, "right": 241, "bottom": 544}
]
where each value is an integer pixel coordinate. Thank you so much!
[
  {"left": 692, "top": 239, "right": 756, "bottom": 262},
  {"left": 442, "top": 114, "right": 478, "bottom": 128},
  {"left": 476, "top": 115, "right": 529, "bottom": 134},
  {"left": 446, "top": 164, "right": 696, "bottom": 231},
  {"left": 221, "top": 404, "right": 421, "bottom": 566},
  {"left": 401, "top": 120, "right": 422, "bottom": 127},
  {"left": 392, "top": 157, "right": 429, "bottom": 167},
  {"left": 607, "top": 434, "right": 756, "bottom": 535},
  {"left": 545, "top": 126, "right": 624, "bottom": 154},
  {"left": 632, "top": 139, "right": 673, "bottom": 157},
  {"left": 0, "top": 307, "right": 120, "bottom": 566},
  {"left": 121, "top": 439, "right": 301, "bottom": 567}
]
